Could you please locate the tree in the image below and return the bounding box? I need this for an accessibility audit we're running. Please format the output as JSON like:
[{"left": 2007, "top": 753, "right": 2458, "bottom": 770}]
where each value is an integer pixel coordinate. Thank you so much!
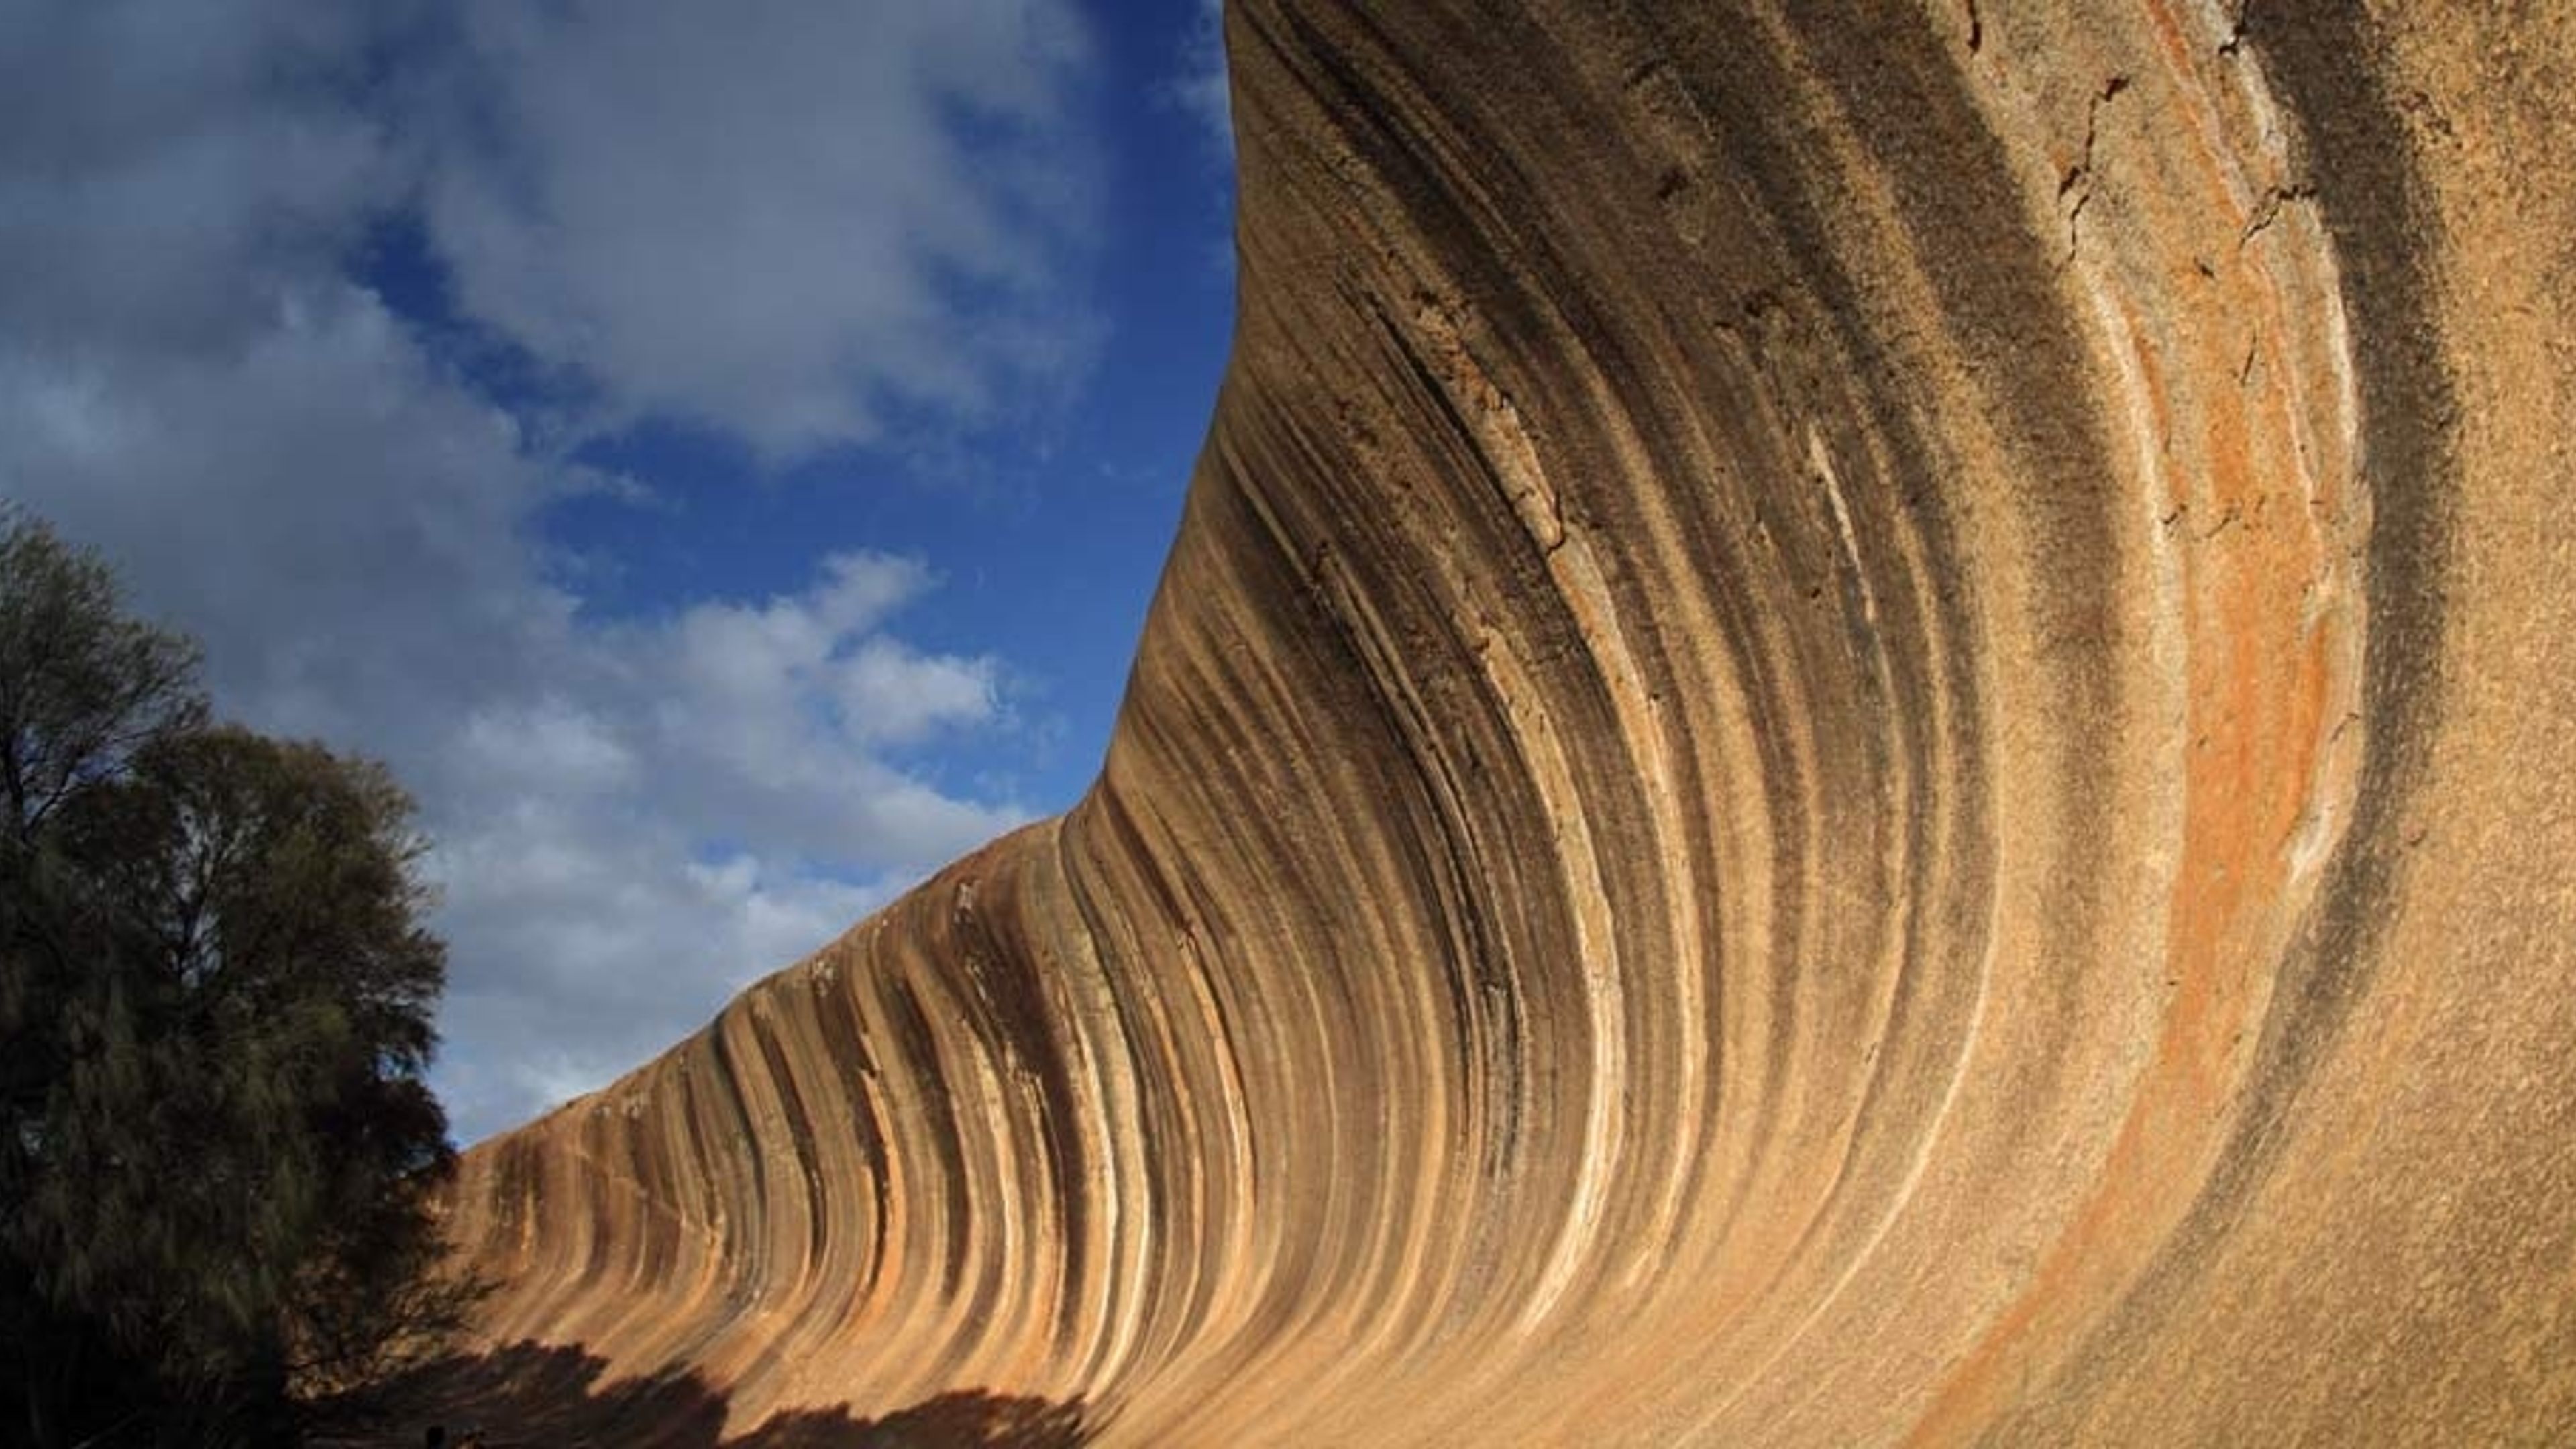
[{"left": 0, "top": 512, "right": 462, "bottom": 1446}]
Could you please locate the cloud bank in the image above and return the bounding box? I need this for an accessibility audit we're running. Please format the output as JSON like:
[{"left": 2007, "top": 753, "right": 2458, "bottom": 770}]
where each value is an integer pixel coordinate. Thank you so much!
[{"left": 418, "top": 0, "right": 1097, "bottom": 455}]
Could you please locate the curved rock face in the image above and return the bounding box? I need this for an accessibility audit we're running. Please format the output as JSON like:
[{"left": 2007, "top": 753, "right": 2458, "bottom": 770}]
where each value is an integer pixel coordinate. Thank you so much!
[{"left": 434, "top": 3, "right": 2576, "bottom": 1442}]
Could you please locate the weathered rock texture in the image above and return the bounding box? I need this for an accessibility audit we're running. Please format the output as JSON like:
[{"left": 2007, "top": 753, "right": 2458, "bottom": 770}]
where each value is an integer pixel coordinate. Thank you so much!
[{"left": 431, "top": 3, "right": 2576, "bottom": 1442}]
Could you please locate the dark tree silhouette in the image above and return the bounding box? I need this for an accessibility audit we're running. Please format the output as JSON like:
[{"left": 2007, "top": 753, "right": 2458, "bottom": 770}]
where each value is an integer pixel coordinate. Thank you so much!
[{"left": 1, "top": 511, "right": 464, "bottom": 1446}]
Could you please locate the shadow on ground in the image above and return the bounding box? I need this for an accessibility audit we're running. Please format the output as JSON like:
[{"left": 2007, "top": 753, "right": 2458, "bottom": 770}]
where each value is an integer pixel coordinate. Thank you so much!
[{"left": 314, "top": 1338, "right": 1093, "bottom": 1448}]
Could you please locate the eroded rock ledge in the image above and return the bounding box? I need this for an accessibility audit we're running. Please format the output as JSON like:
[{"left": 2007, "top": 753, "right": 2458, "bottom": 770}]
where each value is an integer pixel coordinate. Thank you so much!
[{"left": 432, "top": 3, "right": 2576, "bottom": 1442}]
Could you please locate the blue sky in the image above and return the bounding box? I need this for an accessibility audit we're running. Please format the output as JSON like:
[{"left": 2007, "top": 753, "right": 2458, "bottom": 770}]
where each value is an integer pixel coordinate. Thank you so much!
[{"left": 0, "top": 0, "right": 1235, "bottom": 1142}]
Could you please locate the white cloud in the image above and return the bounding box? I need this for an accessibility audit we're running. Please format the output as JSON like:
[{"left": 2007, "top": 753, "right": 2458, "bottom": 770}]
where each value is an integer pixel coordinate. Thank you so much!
[
  {"left": 0, "top": 0, "right": 399, "bottom": 357},
  {"left": 0, "top": 0, "right": 1087, "bottom": 1142},
  {"left": 455, "top": 699, "right": 637, "bottom": 796},
  {"left": 836, "top": 638, "right": 1000, "bottom": 747},
  {"left": 415, "top": 0, "right": 1099, "bottom": 457}
]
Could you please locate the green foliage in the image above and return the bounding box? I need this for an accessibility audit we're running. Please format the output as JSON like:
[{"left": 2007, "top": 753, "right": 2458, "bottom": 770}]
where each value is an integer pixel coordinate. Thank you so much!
[
  {"left": 0, "top": 512, "right": 464, "bottom": 1446},
  {"left": 0, "top": 510, "right": 205, "bottom": 841}
]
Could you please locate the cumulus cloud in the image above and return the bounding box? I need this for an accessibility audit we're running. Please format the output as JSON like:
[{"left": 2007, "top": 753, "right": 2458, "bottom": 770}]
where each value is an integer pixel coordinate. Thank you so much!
[
  {"left": 0, "top": 0, "right": 398, "bottom": 358},
  {"left": 0, "top": 0, "right": 1089, "bottom": 1140},
  {"left": 415, "top": 0, "right": 1099, "bottom": 456},
  {"left": 423, "top": 560, "right": 1009, "bottom": 1141}
]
